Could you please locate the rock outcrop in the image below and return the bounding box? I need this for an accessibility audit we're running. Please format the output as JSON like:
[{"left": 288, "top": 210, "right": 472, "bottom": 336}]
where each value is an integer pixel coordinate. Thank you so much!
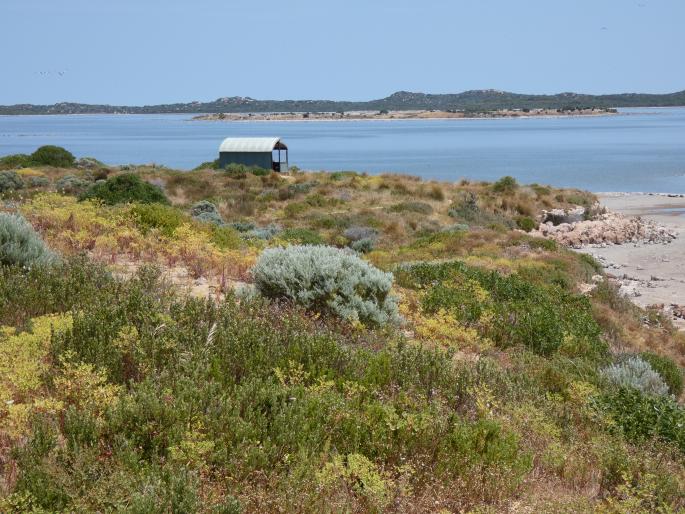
[{"left": 531, "top": 211, "right": 677, "bottom": 248}]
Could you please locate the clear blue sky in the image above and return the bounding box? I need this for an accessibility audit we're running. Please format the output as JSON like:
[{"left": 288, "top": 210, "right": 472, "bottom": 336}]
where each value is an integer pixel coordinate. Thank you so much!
[{"left": 2, "top": 0, "right": 684, "bottom": 105}]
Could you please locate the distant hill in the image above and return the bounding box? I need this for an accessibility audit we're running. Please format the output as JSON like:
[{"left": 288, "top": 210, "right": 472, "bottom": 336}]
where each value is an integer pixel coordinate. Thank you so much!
[{"left": 2, "top": 89, "right": 685, "bottom": 115}]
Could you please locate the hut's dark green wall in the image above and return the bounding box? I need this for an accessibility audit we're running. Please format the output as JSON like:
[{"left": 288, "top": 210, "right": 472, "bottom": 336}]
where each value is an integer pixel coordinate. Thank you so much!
[{"left": 219, "top": 152, "right": 272, "bottom": 169}]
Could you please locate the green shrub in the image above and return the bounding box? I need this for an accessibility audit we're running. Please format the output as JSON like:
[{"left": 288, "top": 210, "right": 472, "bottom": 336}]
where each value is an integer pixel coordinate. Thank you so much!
[
  {"left": 601, "top": 356, "right": 670, "bottom": 397},
  {"left": 210, "top": 225, "right": 242, "bottom": 249},
  {"left": 397, "top": 260, "right": 604, "bottom": 356},
  {"left": 30, "top": 145, "right": 75, "bottom": 168},
  {"left": 515, "top": 215, "right": 537, "bottom": 232},
  {"left": 284, "top": 202, "right": 310, "bottom": 217},
  {"left": 597, "top": 388, "right": 685, "bottom": 451},
  {"left": 436, "top": 419, "right": 532, "bottom": 499},
  {"left": 640, "top": 352, "right": 683, "bottom": 397},
  {"left": 252, "top": 245, "right": 400, "bottom": 326},
  {"left": 130, "top": 203, "right": 185, "bottom": 237},
  {"left": 0, "top": 213, "right": 57, "bottom": 268},
  {"left": 0, "top": 170, "right": 25, "bottom": 193},
  {"left": 80, "top": 173, "right": 169, "bottom": 205},
  {"left": 280, "top": 228, "right": 324, "bottom": 245},
  {"left": 0, "top": 153, "right": 32, "bottom": 170},
  {"left": 54, "top": 174, "right": 91, "bottom": 194},
  {"left": 0, "top": 256, "right": 112, "bottom": 326},
  {"left": 492, "top": 176, "right": 519, "bottom": 193}
]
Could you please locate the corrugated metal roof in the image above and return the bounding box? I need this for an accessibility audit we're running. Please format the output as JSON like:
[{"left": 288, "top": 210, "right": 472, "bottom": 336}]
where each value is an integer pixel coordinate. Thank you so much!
[{"left": 219, "top": 137, "right": 285, "bottom": 153}]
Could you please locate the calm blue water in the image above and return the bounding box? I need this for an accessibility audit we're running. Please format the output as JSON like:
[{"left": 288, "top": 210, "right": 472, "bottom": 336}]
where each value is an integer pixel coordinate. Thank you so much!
[{"left": 1, "top": 107, "right": 684, "bottom": 192}]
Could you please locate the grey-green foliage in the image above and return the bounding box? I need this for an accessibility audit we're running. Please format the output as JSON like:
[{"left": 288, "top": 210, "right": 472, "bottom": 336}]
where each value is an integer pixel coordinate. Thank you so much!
[
  {"left": 0, "top": 171, "right": 25, "bottom": 193},
  {"left": 0, "top": 213, "right": 57, "bottom": 267},
  {"left": 55, "top": 174, "right": 91, "bottom": 194},
  {"left": 442, "top": 223, "right": 469, "bottom": 233},
  {"left": 345, "top": 226, "right": 378, "bottom": 253},
  {"left": 252, "top": 245, "right": 399, "bottom": 326},
  {"left": 244, "top": 224, "right": 281, "bottom": 240},
  {"left": 350, "top": 238, "right": 375, "bottom": 254},
  {"left": 344, "top": 226, "right": 378, "bottom": 242},
  {"left": 26, "top": 175, "right": 50, "bottom": 188},
  {"left": 601, "top": 356, "right": 670, "bottom": 397},
  {"left": 190, "top": 201, "right": 224, "bottom": 225}
]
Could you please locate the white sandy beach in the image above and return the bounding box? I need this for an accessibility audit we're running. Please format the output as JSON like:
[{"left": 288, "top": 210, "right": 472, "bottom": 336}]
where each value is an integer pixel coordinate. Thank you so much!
[{"left": 577, "top": 193, "right": 685, "bottom": 327}]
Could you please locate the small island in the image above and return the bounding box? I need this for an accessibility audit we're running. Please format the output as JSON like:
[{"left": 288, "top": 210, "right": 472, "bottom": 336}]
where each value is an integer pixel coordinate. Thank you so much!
[{"left": 194, "top": 107, "right": 618, "bottom": 122}]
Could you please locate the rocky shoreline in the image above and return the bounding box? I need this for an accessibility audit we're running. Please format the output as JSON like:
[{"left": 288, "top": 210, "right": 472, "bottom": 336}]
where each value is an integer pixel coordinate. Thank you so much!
[
  {"left": 531, "top": 210, "right": 677, "bottom": 248},
  {"left": 532, "top": 194, "right": 685, "bottom": 329}
]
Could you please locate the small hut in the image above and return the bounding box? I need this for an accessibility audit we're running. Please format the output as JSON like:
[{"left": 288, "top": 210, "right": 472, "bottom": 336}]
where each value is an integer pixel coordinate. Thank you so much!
[{"left": 218, "top": 137, "right": 288, "bottom": 172}]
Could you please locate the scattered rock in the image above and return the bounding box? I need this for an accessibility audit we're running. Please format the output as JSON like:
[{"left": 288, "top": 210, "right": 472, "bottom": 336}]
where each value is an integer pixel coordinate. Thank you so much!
[
  {"left": 541, "top": 205, "right": 586, "bottom": 225},
  {"left": 531, "top": 210, "right": 677, "bottom": 247}
]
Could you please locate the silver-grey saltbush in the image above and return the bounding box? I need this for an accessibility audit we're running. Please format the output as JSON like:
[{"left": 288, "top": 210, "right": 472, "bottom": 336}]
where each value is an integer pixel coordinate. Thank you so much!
[
  {"left": 601, "top": 356, "right": 670, "bottom": 397},
  {"left": 252, "top": 245, "right": 399, "bottom": 326},
  {"left": 0, "top": 212, "right": 57, "bottom": 267}
]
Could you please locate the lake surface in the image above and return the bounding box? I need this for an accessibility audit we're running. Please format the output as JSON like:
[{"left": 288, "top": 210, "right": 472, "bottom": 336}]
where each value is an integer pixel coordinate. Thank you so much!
[{"left": 1, "top": 107, "right": 684, "bottom": 192}]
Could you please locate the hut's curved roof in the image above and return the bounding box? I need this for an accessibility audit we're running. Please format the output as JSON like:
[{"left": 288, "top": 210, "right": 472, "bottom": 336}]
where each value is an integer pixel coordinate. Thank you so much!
[{"left": 219, "top": 137, "right": 286, "bottom": 153}]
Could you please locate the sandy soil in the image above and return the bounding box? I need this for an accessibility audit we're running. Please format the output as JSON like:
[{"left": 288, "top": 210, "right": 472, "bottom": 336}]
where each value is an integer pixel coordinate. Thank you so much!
[{"left": 576, "top": 193, "right": 685, "bottom": 327}]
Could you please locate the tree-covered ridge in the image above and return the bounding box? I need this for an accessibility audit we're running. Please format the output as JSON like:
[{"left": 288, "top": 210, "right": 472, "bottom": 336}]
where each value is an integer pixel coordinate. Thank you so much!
[{"left": 2, "top": 88, "right": 685, "bottom": 115}]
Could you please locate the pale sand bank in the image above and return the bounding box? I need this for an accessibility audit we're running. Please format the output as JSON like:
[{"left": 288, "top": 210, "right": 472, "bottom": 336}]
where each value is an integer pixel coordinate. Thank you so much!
[{"left": 577, "top": 193, "right": 685, "bottom": 328}]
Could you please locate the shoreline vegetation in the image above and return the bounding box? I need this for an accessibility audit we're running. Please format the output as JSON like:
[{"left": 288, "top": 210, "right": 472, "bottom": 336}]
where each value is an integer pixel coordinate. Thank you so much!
[
  {"left": 1, "top": 146, "right": 684, "bottom": 512},
  {"left": 193, "top": 107, "right": 618, "bottom": 122}
]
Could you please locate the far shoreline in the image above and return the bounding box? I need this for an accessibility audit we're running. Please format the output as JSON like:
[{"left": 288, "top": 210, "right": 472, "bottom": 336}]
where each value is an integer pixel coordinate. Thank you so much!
[{"left": 192, "top": 108, "right": 618, "bottom": 123}]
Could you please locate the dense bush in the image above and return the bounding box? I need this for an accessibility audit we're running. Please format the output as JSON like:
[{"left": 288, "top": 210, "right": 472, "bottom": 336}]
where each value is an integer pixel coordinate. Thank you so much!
[
  {"left": 54, "top": 174, "right": 91, "bottom": 194},
  {"left": 209, "top": 225, "right": 243, "bottom": 249},
  {"left": 0, "top": 170, "right": 25, "bottom": 193},
  {"left": 0, "top": 256, "right": 112, "bottom": 326},
  {"left": 0, "top": 146, "right": 75, "bottom": 171},
  {"left": 515, "top": 215, "right": 537, "bottom": 232},
  {"left": 397, "top": 260, "right": 604, "bottom": 356},
  {"left": 0, "top": 153, "right": 32, "bottom": 170},
  {"left": 0, "top": 213, "right": 56, "bottom": 267},
  {"left": 130, "top": 203, "right": 185, "bottom": 237},
  {"left": 30, "top": 145, "right": 75, "bottom": 168},
  {"left": 252, "top": 245, "right": 400, "bottom": 326},
  {"left": 492, "top": 176, "right": 519, "bottom": 193},
  {"left": 80, "top": 173, "right": 169, "bottom": 205},
  {"left": 601, "top": 356, "right": 670, "bottom": 397},
  {"left": 640, "top": 352, "right": 683, "bottom": 397},
  {"left": 350, "top": 238, "right": 375, "bottom": 253},
  {"left": 597, "top": 388, "right": 685, "bottom": 451}
]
